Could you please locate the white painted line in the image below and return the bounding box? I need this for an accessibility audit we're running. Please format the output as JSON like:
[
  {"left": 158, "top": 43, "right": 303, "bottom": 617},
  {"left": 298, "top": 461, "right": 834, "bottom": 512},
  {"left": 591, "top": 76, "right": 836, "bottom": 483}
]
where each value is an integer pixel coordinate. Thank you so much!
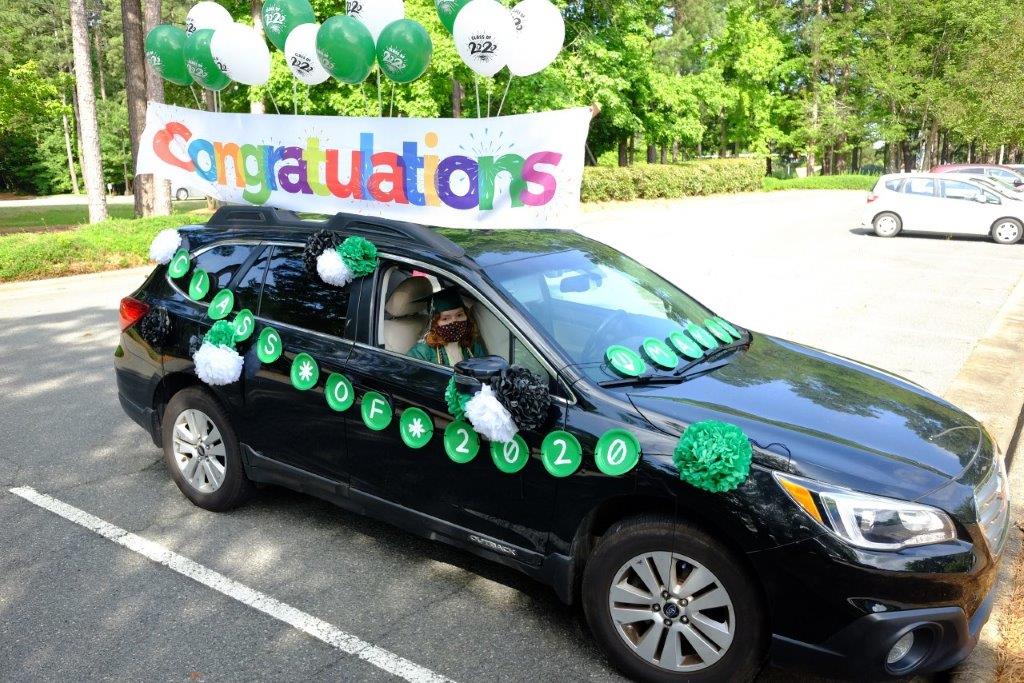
[{"left": 9, "top": 486, "right": 454, "bottom": 683}]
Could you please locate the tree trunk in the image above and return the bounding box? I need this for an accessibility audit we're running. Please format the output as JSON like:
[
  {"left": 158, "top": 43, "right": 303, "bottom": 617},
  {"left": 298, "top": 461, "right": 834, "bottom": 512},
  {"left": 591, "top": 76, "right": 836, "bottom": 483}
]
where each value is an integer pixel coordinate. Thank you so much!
[
  {"left": 968, "top": 140, "right": 975, "bottom": 164},
  {"left": 60, "top": 91, "right": 81, "bottom": 194},
  {"left": 93, "top": 24, "right": 107, "bottom": 100},
  {"left": 901, "top": 141, "right": 913, "bottom": 172},
  {"left": 451, "top": 79, "right": 462, "bottom": 118},
  {"left": 618, "top": 138, "right": 628, "bottom": 167},
  {"left": 851, "top": 145, "right": 860, "bottom": 173},
  {"left": 143, "top": 0, "right": 171, "bottom": 215},
  {"left": 69, "top": 0, "right": 107, "bottom": 222},
  {"left": 671, "top": 140, "right": 678, "bottom": 163},
  {"left": 646, "top": 144, "right": 656, "bottom": 164},
  {"left": 249, "top": 0, "right": 267, "bottom": 114},
  {"left": 122, "top": 0, "right": 153, "bottom": 217}
]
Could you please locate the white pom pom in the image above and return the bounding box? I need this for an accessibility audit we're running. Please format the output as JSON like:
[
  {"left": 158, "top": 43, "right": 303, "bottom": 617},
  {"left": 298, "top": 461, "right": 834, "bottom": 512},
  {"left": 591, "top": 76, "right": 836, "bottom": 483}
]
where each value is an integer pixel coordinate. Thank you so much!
[
  {"left": 193, "top": 342, "right": 243, "bottom": 386},
  {"left": 465, "top": 384, "right": 518, "bottom": 443},
  {"left": 149, "top": 229, "right": 182, "bottom": 264},
  {"left": 317, "top": 248, "right": 353, "bottom": 287}
]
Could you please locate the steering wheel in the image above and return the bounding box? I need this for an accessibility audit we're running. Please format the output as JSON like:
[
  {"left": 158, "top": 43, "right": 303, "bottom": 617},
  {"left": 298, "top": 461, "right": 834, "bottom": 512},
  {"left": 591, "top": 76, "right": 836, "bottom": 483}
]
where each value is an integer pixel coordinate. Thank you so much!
[{"left": 580, "top": 310, "right": 628, "bottom": 363}]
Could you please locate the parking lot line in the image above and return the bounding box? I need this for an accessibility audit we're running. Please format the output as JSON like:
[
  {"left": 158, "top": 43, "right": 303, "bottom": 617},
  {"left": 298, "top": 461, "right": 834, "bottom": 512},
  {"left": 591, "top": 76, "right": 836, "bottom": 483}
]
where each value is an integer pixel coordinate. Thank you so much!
[{"left": 8, "top": 486, "right": 455, "bottom": 683}]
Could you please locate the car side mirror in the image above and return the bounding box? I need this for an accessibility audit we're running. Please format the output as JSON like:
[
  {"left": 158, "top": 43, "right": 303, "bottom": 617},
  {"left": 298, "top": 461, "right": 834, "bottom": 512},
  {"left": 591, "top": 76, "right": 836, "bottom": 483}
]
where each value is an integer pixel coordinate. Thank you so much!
[
  {"left": 454, "top": 355, "right": 509, "bottom": 393},
  {"left": 974, "top": 193, "right": 988, "bottom": 203}
]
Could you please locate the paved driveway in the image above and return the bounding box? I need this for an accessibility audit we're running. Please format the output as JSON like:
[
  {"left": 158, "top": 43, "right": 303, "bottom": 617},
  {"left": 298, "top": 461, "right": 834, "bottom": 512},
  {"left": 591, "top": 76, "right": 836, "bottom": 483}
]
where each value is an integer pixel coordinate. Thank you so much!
[{"left": 1, "top": 190, "right": 1022, "bottom": 681}]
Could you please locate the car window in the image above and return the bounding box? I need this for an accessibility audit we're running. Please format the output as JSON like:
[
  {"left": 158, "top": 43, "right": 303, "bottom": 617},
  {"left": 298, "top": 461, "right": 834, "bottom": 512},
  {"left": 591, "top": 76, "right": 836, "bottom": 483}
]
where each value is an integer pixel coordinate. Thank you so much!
[
  {"left": 903, "top": 178, "right": 936, "bottom": 196},
  {"left": 883, "top": 178, "right": 903, "bottom": 191},
  {"left": 233, "top": 248, "right": 269, "bottom": 312},
  {"left": 193, "top": 244, "right": 256, "bottom": 290},
  {"left": 989, "top": 168, "right": 1018, "bottom": 183},
  {"left": 940, "top": 180, "right": 980, "bottom": 201},
  {"left": 982, "top": 190, "right": 1001, "bottom": 205},
  {"left": 259, "top": 246, "right": 352, "bottom": 338}
]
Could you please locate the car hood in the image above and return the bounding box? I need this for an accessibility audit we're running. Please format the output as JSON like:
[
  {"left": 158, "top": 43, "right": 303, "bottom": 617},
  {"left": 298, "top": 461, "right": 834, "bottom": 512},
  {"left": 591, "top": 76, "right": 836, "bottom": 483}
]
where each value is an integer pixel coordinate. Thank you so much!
[{"left": 627, "top": 335, "right": 987, "bottom": 500}]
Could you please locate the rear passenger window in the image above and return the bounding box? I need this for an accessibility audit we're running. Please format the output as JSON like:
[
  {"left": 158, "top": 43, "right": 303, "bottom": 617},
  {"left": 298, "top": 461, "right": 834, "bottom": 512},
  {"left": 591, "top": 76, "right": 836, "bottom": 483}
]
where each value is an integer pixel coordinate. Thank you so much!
[
  {"left": 193, "top": 244, "right": 255, "bottom": 290},
  {"left": 903, "top": 178, "right": 935, "bottom": 196},
  {"left": 259, "top": 246, "right": 352, "bottom": 338},
  {"left": 233, "top": 249, "right": 269, "bottom": 312},
  {"left": 884, "top": 179, "right": 903, "bottom": 191}
]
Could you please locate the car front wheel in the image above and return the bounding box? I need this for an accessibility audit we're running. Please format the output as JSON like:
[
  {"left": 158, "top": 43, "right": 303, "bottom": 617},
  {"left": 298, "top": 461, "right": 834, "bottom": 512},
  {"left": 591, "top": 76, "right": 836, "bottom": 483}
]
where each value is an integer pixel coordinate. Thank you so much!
[
  {"left": 872, "top": 212, "right": 902, "bottom": 238},
  {"left": 582, "top": 515, "right": 767, "bottom": 682},
  {"left": 991, "top": 218, "right": 1023, "bottom": 245},
  {"left": 161, "top": 387, "right": 253, "bottom": 511},
  {"left": 175, "top": 188, "right": 189, "bottom": 201}
]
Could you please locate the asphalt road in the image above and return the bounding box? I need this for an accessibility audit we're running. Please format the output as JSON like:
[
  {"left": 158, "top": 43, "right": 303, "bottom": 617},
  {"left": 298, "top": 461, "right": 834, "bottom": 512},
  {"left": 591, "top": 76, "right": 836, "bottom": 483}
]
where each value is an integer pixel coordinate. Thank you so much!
[{"left": 2, "top": 190, "right": 1023, "bottom": 682}]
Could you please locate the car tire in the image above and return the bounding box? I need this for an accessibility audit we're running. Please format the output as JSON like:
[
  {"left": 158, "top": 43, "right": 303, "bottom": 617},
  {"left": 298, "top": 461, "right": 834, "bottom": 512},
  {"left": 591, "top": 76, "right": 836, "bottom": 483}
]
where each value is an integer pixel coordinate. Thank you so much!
[
  {"left": 990, "top": 218, "right": 1023, "bottom": 245},
  {"left": 582, "top": 515, "right": 767, "bottom": 683},
  {"left": 175, "top": 188, "right": 189, "bottom": 201},
  {"left": 161, "top": 387, "right": 253, "bottom": 511},
  {"left": 872, "top": 212, "right": 902, "bottom": 238}
]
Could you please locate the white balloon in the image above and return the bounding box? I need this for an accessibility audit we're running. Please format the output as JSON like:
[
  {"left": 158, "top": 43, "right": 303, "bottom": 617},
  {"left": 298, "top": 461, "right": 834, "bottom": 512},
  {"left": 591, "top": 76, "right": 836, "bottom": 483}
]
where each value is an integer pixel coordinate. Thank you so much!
[
  {"left": 453, "top": 0, "right": 515, "bottom": 78},
  {"left": 284, "top": 23, "right": 330, "bottom": 85},
  {"left": 506, "top": 0, "right": 564, "bottom": 77},
  {"left": 210, "top": 23, "right": 272, "bottom": 85},
  {"left": 347, "top": 0, "right": 405, "bottom": 44},
  {"left": 185, "top": 1, "right": 233, "bottom": 35}
]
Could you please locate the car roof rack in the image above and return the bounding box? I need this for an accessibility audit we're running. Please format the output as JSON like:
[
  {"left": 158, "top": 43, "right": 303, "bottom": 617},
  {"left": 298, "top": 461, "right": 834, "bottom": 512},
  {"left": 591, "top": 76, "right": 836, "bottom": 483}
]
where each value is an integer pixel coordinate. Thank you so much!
[{"left": 206, "top": 206, "right": 465, "bottom": 258}]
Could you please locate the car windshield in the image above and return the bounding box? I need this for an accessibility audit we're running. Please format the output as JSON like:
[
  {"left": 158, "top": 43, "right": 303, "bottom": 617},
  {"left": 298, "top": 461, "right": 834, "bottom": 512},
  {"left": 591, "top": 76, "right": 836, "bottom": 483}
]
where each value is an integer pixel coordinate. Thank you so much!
[{"left": 485, "top": 243, "right": 721, "bottom": 367}]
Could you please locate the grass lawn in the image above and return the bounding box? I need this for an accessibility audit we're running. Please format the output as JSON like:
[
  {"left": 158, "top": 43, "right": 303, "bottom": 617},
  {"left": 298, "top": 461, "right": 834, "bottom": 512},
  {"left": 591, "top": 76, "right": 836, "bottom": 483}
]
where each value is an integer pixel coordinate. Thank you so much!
[
  {"left": 763, "top": 175, "right": 879, "bottom": 192},
  {"left": 0, "top": 211, "right": 211, "bottom": 282},
  {"left": 0, "top": 201, "right": 207, "bottom": 234}
]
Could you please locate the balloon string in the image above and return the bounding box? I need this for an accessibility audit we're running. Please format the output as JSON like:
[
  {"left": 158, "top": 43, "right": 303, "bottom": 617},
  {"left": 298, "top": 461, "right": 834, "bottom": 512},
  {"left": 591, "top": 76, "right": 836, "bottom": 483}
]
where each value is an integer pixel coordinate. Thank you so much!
[
  {"left": 389, "top": 82, "right": 395, "bottom": 117},
  {"left": 496, "top": 76, "right": 513, "bottom": 117},
  {"left": 487, "top": 88, "right": 491, "bottom": 117},
  {"left": 377, "top": 70, "right": 383, "bottom": 117},
  {"left": 189, "top": 86, "right": 202, "bottom": 109},
  {"left": 267, "top": 88, "right": 281, "bottom": 115},
  {"left": 474, "top": 77, "right": 480, "bottom": 118},
  {"left": 293, "top": 81, "right": 298, "bottom": 116}
]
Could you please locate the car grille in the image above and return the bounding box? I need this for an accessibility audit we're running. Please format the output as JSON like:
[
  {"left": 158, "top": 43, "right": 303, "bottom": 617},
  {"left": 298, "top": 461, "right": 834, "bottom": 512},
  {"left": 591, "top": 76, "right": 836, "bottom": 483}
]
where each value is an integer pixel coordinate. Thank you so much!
[{"left": 974, "top": 459, "right": 1010, "bottom": 555}]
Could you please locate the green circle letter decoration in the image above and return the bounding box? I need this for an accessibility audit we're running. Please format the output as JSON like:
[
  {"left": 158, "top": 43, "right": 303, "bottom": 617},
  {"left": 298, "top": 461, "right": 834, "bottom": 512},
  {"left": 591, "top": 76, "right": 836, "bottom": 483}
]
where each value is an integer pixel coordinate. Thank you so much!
[
  {"left": 257, "top": 327, "right": 282, "bottom": 364},
  {"left": 324, "top": 373, "right": 355, "bottom": 412},
  {"left": 208, "top": 289, "right": 234, "bottom": 320},
  {"left": 606, "top": 345, "right": 647, "bottom": 377},
  {"left": 290, "top": 353, "right": 319, "bottom": 391},
  {"left": 668, "top": 331, "right": 704, "bottom": 360},
  {"left": 541, "top": 431, "right": 583, "bottom": 478},
  {"left": 490, "top": 435, "right": 530, "bottom": 474},
  {"left": 686, "top": 322, "right": 719, "bottom": 350},
  {"left": 704, "top": 318, "right": 732, "bottom": 344},
  {"left": 642, "top": 337, "right": 679, "bottom": 370},
  {"left": 233, "top": 309, "right": 255, "bottom": 343},
  {"left": 188, "top": 269, "right": 210, "bottom": 301},
  {"left": 361, "top": 391, "right": 392, "bottom": 431},
  {"left": 595, "top": 429, "right": 641, "bottom": 476},
  {"left": 399, "top": 407, "right": 434, "bottom": 449},
  {"left": 168, "top": 249, "right": 190, "bottom": 278},
  {"left": 713, "top": 316, "right": 742, "bottom": 340},
  {"left": 444, "top": 421, "right": 480, "bottom": 463}
]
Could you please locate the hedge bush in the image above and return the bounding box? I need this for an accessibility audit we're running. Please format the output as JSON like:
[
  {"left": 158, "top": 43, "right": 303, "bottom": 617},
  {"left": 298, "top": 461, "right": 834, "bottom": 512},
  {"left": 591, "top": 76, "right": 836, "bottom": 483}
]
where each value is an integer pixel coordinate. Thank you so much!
[{"left": 581, "top": 158, "right": 764, "bottom": 203}]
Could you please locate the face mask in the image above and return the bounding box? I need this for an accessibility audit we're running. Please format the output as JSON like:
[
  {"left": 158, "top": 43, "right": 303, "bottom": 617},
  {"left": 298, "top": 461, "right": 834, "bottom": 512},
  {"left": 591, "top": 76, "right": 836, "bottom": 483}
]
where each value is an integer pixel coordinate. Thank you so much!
[{"left": 436, "top": 320, "right": 469, "bottom": 343}]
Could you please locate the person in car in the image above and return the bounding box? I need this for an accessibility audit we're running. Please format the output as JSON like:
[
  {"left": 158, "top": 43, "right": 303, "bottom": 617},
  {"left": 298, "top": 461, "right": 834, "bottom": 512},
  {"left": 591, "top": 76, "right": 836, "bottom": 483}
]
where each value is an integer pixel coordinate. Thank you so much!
[{"left": 407, "top": 287, "right": 487, "bottom": 366}]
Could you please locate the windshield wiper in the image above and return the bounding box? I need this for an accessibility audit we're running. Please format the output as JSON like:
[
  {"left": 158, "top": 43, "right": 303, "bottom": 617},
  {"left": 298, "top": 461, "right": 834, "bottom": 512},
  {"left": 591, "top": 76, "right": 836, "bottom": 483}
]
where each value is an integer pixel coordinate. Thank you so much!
[{"left": 598, "top": 335, "right": 751, "bottom": 388}]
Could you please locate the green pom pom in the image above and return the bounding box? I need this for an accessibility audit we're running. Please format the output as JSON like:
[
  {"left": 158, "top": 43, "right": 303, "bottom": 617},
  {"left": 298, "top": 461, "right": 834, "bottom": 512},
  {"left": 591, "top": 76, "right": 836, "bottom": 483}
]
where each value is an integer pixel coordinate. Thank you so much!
[
  {"left": 338, "top": 236, "right": 379, "bottom": 278},
  {"left": 204, "top": 320, "right": 238, "bottom": 349},
  {"left": 672, "top": 420, "right": 752, "bottom": 493},
  {"left": 445, "top": 377, "right": 471, "bottom": 421}
]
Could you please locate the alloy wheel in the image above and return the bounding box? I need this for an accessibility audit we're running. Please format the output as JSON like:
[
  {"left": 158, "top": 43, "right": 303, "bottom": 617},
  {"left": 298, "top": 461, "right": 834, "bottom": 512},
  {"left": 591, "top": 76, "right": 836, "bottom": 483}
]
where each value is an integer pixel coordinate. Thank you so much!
[
  {"left": 607, "top": 551, "right": 735, "bottom": 673},
  {"left": 172, "top": 408, "right": 227, "bottom": 493}
]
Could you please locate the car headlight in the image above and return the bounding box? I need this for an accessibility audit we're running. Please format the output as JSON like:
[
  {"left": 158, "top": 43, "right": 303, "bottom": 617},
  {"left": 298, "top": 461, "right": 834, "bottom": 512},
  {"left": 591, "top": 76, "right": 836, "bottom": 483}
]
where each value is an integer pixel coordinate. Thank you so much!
[{"left": 774, "top": 473, "right": 957, "bottom": 551}]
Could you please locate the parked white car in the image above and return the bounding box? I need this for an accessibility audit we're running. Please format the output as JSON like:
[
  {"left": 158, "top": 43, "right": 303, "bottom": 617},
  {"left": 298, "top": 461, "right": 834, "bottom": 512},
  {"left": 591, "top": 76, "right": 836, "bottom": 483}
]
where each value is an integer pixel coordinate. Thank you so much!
[
  {"left": 863, "top": 173, "right": 1024, "bottom": 245},
  {"left": 173, "top": 185, "right": 207, "bottom": 201}
]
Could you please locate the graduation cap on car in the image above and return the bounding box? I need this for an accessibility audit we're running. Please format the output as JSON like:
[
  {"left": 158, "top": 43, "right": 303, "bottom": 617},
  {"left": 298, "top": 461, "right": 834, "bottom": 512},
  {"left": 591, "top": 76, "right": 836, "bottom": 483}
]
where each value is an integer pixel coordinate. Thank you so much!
[{"left": 414, "top": 286, "right": 466, "bottom": 314}]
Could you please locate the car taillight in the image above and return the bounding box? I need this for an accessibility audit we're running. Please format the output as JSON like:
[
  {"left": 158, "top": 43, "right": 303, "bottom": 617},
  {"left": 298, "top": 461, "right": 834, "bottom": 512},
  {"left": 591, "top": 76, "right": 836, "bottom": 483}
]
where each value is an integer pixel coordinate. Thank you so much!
[
  {"left": 119, "top": 297, "right": 150, "bottom": 331},
  {"left": 867, "top": 193, "right": 878, "bottom": 203}
]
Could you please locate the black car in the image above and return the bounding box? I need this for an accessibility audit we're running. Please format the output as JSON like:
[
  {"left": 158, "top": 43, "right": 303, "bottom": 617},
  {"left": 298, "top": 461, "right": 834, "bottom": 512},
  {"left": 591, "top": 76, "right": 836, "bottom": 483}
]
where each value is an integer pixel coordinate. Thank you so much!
[{"left": 116, "top": 207, "right": 1008, "bottom": 682}]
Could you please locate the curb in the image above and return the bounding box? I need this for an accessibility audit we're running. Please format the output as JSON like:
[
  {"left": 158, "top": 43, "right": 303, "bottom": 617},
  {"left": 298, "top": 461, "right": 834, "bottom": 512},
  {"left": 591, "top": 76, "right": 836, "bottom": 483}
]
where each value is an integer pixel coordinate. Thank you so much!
[{"left": 946, "top": 269, "right": 1024, "bottom": 682}]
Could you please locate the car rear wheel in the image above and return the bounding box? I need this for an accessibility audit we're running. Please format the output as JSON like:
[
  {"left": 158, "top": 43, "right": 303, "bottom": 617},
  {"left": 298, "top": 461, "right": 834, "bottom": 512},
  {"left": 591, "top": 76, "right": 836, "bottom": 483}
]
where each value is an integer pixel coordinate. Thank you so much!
[
  {"left": 582, "top": 515, "right": 767, "bottom": 682},
  {"left": 162, "top": 387, "right": 253, "bottom": 511},
  {"left": 872, "top": 212, "right": 902, "bottom": 238},
  {"left": 175, "top": 188, "right": 189, "bottom": 201},
  {"left": 990, "top": 218, "right": 1023, "bottom": 245}
]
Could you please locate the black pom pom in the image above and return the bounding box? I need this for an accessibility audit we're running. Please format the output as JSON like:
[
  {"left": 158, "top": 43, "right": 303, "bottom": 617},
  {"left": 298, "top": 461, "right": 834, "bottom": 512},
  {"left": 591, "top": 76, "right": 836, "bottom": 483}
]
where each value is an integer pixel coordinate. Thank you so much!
[
  {"left": 303, "top": 230, "right": 341, "bottom": 277},
  {"left": 138, "top": 307, "right": 172, "bottom": 348},
  {"left": 492, "top": 366, "right": 551, "bottom": 432}
]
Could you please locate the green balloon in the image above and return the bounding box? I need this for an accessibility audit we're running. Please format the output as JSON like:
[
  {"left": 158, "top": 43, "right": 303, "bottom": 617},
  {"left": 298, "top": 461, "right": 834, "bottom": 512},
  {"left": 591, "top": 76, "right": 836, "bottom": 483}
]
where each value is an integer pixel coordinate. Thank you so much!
[
  {"left": 262, "top": 0, "right": 316, "bottom": 51},
  {"left": 145, "top": 24, "right": 193, "bottom": 86},
  {"left": 435, "top": 0, "right": 471, "bottom": 34},
  {"left": 184, "top": 28, "right": 231, "bottom": 91},
  {"left": 316, "top": 15, "right": 375, "bottom": 85},
  {"left": 376, "top": 19, "right": 432, "bottom": 84}
]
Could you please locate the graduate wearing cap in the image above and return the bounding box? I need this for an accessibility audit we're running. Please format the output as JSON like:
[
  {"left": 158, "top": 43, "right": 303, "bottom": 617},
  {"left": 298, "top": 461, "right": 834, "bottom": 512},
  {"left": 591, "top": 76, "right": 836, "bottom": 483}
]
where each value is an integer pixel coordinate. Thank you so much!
[{"left": 408, "top": 287, "right": 488, "bottom": 367}]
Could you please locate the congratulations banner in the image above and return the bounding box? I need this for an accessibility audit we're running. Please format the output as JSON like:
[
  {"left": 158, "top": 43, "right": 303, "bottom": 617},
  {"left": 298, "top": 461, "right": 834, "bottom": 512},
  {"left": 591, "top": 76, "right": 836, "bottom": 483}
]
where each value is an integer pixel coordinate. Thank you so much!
[{"left": 136, "top": 103, "right": 592, "bottom": 229}]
